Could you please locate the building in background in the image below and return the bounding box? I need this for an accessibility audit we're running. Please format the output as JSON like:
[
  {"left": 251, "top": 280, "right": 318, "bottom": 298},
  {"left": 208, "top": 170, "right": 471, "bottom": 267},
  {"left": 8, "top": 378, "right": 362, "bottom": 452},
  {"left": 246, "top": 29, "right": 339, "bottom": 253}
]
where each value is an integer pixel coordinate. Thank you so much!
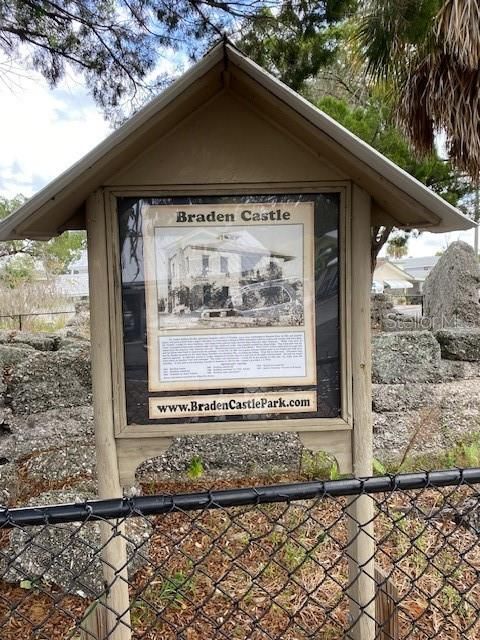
[
  {"left": 393, "top": 256, "right": 439, "bottom": 296},
  {"left": 54, "top": 249, "right": 89, "bottom": 299},
  {"left": 372, "top": 258, "right": 414, "bottom": 299}
]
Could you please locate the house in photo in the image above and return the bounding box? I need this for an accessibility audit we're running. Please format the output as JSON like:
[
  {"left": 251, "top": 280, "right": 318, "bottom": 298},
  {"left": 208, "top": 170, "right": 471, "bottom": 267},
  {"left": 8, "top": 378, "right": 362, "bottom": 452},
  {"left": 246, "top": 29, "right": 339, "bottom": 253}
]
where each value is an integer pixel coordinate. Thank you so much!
[{"left": 163, "top": 228, "right": 295, "bottom": 313}]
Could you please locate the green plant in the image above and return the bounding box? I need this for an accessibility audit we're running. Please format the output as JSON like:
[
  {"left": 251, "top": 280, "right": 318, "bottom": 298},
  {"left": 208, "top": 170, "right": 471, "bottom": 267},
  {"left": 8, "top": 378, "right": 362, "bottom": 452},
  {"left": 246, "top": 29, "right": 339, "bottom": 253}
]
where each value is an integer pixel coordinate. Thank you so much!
[
  {"left": 186, "top": 455, "right": 204, "bottom": 479},
  {"left": 460, "top": 440, "right": 480, "bottom": 467},
  {"left": 280, "top": 541, "right": 307, "bottom": 571},
  {"left": 131, "top": 571, "right": 194, "bottom": 627},
  {"left": 372, "top": 458, "right": 387, "bottom": 475},
  {"left": 300, "top": 450, "right": 341, "bottom": 480},
  {"left": 157, "top": 572, "right": 193, "bottom": 607}
]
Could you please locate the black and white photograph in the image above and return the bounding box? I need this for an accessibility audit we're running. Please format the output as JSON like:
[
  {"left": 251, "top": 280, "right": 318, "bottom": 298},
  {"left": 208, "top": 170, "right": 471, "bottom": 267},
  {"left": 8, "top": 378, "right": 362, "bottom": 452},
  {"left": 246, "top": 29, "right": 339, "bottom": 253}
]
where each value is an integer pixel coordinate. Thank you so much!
[
  {"left": 153, "top": 224, "right": 305, "bottom": 331},
  {"left": 141, "top": 200, "right": 317, "bottom": 393}
]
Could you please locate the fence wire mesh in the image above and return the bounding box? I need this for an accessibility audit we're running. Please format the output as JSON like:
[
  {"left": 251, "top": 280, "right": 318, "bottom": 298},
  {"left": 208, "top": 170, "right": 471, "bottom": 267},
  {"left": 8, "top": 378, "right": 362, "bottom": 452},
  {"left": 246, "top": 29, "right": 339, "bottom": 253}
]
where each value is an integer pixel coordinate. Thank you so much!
[{"left": 0, "top": 468, "right": 479, "bottom": 639}]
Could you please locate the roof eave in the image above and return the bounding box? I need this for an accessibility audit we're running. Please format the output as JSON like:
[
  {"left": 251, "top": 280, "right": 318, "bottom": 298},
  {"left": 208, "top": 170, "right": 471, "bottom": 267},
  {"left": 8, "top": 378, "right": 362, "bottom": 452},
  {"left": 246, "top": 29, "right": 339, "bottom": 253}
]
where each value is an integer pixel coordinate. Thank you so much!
[{"left": 0, "top": 41, "right": 475, "bottom": 240}]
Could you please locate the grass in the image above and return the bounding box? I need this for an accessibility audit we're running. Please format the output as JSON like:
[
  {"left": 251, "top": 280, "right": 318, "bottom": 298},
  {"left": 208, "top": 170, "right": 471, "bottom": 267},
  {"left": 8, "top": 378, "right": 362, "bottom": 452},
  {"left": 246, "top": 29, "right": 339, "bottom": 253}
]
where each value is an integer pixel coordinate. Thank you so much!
[
  {"left": 186, "top": 455, "right": 204, "bottom": 480},
  {"left": 0, "top": 279, "right": 74, "bottom": 333},
  {"left": 382, "top": 431, "right": 480, "bottom": 474}
]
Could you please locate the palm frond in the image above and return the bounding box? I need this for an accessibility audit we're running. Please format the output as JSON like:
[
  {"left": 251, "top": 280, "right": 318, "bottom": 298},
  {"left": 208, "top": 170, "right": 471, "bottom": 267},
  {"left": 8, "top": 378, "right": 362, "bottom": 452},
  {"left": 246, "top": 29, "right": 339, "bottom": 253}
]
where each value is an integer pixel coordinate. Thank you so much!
[
  {"left": 437, "top": 0, "right": 480, "bottom": 69},
  {"left": 399, "top": 52, "right": 480, "bottom": 176}
]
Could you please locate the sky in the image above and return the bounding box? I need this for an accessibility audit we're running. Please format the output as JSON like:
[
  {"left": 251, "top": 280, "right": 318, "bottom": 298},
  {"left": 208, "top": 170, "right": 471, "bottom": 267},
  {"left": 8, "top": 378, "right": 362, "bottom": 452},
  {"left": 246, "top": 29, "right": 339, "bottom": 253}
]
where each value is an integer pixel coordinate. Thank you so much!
[{"left": 0, "top": 65, "right": 476, "bottom": 259}]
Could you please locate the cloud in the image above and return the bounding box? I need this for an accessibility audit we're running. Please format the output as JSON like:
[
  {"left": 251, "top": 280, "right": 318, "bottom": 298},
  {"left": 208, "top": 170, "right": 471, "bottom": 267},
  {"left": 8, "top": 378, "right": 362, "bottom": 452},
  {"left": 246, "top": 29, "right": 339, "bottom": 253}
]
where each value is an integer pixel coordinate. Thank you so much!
[
  {"left": 380, "top": 228, "right": 476, "bottom": 258},
  {"left": 0, "top": 48, "right": 190, "bottom": 200},
  {"left": 0, "top": 70, "right": 111, "bottom": 198}
]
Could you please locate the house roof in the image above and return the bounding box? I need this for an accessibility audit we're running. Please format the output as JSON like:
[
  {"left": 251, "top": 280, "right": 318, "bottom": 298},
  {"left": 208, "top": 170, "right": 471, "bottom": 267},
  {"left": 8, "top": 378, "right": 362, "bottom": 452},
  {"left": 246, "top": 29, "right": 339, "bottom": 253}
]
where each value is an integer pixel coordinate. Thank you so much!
[
  {"left": 394, "top": 256, "right": 439, "bottom": 269},
  {"left": 374, "top": 259, "right": 415, "bottom": 283},
  {"left": 394, "top": 256, "right": 440, "bottom": 282},
  {"left": 0, "top": 40, "right": 475, "bottom": 241}
]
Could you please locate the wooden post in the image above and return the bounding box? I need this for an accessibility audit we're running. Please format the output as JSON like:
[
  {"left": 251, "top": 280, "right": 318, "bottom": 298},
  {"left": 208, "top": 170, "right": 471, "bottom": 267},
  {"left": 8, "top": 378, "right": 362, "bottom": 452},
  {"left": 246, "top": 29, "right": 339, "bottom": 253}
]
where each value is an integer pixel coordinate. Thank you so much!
[
  {"left": 86, "top": 191, "right": 132, "bottom": 640},
  {"left": 375, "top": 567, "right": 399, "bottom": 640},
  {"left": 80, "top": 597, "right": 109, "bottom": 640},
  {"left": 346, "top": 184, "right": 376, "bottom": 640}
]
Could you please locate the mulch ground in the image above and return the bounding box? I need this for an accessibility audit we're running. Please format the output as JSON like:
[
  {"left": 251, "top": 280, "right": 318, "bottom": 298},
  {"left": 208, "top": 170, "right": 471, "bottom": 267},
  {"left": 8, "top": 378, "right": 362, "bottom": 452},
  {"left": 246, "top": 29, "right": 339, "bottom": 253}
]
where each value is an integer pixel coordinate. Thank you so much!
[{"left": 0, "top": 474, "right": 479, "bottom": 639}]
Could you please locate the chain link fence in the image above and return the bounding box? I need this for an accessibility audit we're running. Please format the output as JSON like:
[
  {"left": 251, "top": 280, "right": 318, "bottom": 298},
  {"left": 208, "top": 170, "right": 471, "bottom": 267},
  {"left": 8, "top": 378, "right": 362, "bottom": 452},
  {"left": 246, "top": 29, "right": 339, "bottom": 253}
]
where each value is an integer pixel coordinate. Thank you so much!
[{"left": 0, "top": 468, "right": 479, "bottom": 639}]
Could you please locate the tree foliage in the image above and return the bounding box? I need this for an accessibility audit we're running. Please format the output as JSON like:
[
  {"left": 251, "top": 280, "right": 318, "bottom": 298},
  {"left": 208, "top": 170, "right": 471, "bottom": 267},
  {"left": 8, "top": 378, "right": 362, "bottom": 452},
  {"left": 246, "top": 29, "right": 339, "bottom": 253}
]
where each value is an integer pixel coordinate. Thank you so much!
[
  {"left": 315, "top": 90, "right": 470, "bottom": 270},
  {"left": 386, "top": 233, "right": 409, "bottom": 259},
  {"left": 239, "top": 1, "right": 357, "bottom": 91},
  {"left": 316, "top": 93, "right": 468, "bottom": 205},
  {"left": 0, "top": 195, "right": 86, "bottom": 283},
  {"left": 0, "top": 0, "right": 355, "bottom": 119},
  {"left": 357, "top": 0, "right": 480, "bottom": 178}
]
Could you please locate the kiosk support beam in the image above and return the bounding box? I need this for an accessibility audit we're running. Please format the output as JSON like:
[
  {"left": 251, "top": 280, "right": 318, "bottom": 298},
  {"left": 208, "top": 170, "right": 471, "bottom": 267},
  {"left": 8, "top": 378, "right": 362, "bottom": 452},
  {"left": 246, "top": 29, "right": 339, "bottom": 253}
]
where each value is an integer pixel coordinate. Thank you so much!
[
  {"left": 347, "top": 185, "right": 375, "bottom": 640},
  {"left": 87, "top": 191, "right": 132, "bottom": 640}
]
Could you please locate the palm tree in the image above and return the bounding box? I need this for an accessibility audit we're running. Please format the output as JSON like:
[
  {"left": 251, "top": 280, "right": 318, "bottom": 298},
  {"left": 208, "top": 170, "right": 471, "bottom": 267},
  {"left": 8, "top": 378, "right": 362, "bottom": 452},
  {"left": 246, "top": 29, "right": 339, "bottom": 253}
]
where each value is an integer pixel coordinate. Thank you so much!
[
  {"left": 386, "top": 234, "right": 409, "bottom": 259},
  {"left": 357, "top": 0, "right": 480, "bottom": 178}
]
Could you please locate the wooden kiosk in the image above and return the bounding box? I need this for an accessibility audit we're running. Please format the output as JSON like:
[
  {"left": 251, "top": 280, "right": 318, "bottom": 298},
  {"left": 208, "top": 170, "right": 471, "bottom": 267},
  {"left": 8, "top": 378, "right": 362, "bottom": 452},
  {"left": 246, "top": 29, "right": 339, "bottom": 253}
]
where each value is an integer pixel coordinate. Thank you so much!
[{"left": 0, "top": 41, "right": 473, "bottom": 640}]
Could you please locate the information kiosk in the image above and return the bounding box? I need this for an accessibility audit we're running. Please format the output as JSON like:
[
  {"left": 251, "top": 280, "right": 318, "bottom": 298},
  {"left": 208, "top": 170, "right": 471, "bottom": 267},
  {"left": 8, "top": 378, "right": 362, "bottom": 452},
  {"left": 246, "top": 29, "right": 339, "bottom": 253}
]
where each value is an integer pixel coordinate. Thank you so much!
[{"left": 0, "top": 40, "right": 473, "bottom": 640}]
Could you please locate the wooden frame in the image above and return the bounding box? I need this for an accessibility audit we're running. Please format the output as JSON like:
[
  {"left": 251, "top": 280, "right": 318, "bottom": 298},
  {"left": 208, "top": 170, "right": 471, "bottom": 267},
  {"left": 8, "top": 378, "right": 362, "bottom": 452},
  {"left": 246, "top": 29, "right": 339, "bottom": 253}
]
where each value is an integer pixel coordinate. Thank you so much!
[
  {"left": 106, "top": 184, "right": 351, "bottom": 428},
  {"left": 101, "top": 182, "right": 354, "bottom": 484}
]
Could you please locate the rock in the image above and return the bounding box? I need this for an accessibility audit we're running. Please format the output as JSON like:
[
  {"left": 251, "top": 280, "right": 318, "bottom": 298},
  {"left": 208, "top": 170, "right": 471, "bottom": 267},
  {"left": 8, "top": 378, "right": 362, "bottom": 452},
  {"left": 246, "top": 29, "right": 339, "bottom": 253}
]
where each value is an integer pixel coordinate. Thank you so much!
[
  {"left": 373, "top": 377, "right": 480, "bottom": 463},
  {"left": 0, "top": 330, "right": 60, "bottom": 351},
  {"left": 8, "top": 347, "right": 91, "bottom": 414},
  {"left": 57, "top": 337, "right": 90, "bottom": 351},
  {"left": 423, "top": 241, "right": 480, "bottom": 329},
  {"left": 372, "top": 331, "right": 441, "bottom": 384},
  {"left": 0, "top": 462, "right": 17, "bottom": 504},
  {"left": 137, "top": 432, "right": 303, "bottom": 480},
  {"left": 373, "top": 383, "right": 433, "bottom": 412},
  {"left": 435, "top": 328, "right": 480, "bottom": 361},
  {"left": 4, "top": 489, "right": 151, "bottom": 595},
  {"left": 0, "top": 344, "right": 35, "bottom": 368},
  {"left": 22, "top": 445, "right": 96, "bottom": 485},
  {"left": 0, "top": 406, "right": 94, "bottom": 464},
  {"left": 371, "top": 294, "right": 394, "bottom": 330},
  {"left": 10, "top": 332, "right": 59, "bottom": 352}
]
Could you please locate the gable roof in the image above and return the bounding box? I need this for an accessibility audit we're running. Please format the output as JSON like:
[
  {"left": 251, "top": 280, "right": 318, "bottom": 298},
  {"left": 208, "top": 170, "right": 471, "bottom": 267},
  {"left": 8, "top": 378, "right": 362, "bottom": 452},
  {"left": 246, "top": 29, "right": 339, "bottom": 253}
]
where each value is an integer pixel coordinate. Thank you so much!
[
  {"left": 374, "top": 259, "right": 415, "bottom": 282},
  {"left": 0, "top": 40, "right": 474, "bottom": 240}
]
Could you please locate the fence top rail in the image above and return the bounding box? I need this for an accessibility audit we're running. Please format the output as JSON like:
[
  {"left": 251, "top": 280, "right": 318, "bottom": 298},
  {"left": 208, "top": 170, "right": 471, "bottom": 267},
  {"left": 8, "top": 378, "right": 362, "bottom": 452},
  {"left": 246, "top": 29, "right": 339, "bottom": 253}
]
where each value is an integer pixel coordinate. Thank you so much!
[{"left": 1, "top": 467, "right": 479, "bottom": 528}]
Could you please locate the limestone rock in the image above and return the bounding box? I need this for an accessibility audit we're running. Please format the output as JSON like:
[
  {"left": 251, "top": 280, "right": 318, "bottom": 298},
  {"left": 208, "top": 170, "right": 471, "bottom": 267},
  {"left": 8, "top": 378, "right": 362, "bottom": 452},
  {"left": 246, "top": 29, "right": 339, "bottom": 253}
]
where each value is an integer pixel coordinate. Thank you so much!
[
  {"left": 8, "top": 347, "right": 91, "bottom": 414},
  {"left": 435, "top": 328, "right": 480, "bottom": 361},
  {"left": 138, "top": 432, "right": 302, "bottom": 479},
  {"left": 0, "top": 344, "right": 35, "bottom": 368},
  {"left": 0, "top": 406, "right": 94, "bottom": 464},
  {"left": 10, "top": 332, "right": 59, "bottom": 352},
  {"left": 4, "top": 489, "right": 152, "bottom": 595},
  {"left": 23, "top": 445, "right": 96, "bottom": 484},
  {"left": 0, "top": 330, "right": 60, "bottom": 351},
  {"left": 372, "top": 383, "right": 433, "bottom": 412},
  {"left": 371, "top": 294, "right": 394, "bottom": 329},
  {"left": 0, "top": 462, "right": 17, "bottom": 505},
  {"left": 373, "top": 377, "right": 480, "bottom": 463},
  {"left": 372, "top": 331, "right": 441, "bottom": 384},
  {"left": 423, "top": 241, "right": 480, "bottom": 329}
]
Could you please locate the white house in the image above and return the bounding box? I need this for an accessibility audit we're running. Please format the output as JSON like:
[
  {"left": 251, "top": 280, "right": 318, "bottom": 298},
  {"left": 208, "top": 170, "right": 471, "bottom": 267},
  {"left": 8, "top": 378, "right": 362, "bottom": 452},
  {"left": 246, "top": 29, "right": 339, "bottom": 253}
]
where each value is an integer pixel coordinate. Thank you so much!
[
  {"left": 393, "top": 255, "right": 439, "bottom": 295},
  {"left": 372, "top": 258, "right": 414, "bottom": 296},
  {"left": 164, "top": 229, "right": 294, "bottom": 311}
]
